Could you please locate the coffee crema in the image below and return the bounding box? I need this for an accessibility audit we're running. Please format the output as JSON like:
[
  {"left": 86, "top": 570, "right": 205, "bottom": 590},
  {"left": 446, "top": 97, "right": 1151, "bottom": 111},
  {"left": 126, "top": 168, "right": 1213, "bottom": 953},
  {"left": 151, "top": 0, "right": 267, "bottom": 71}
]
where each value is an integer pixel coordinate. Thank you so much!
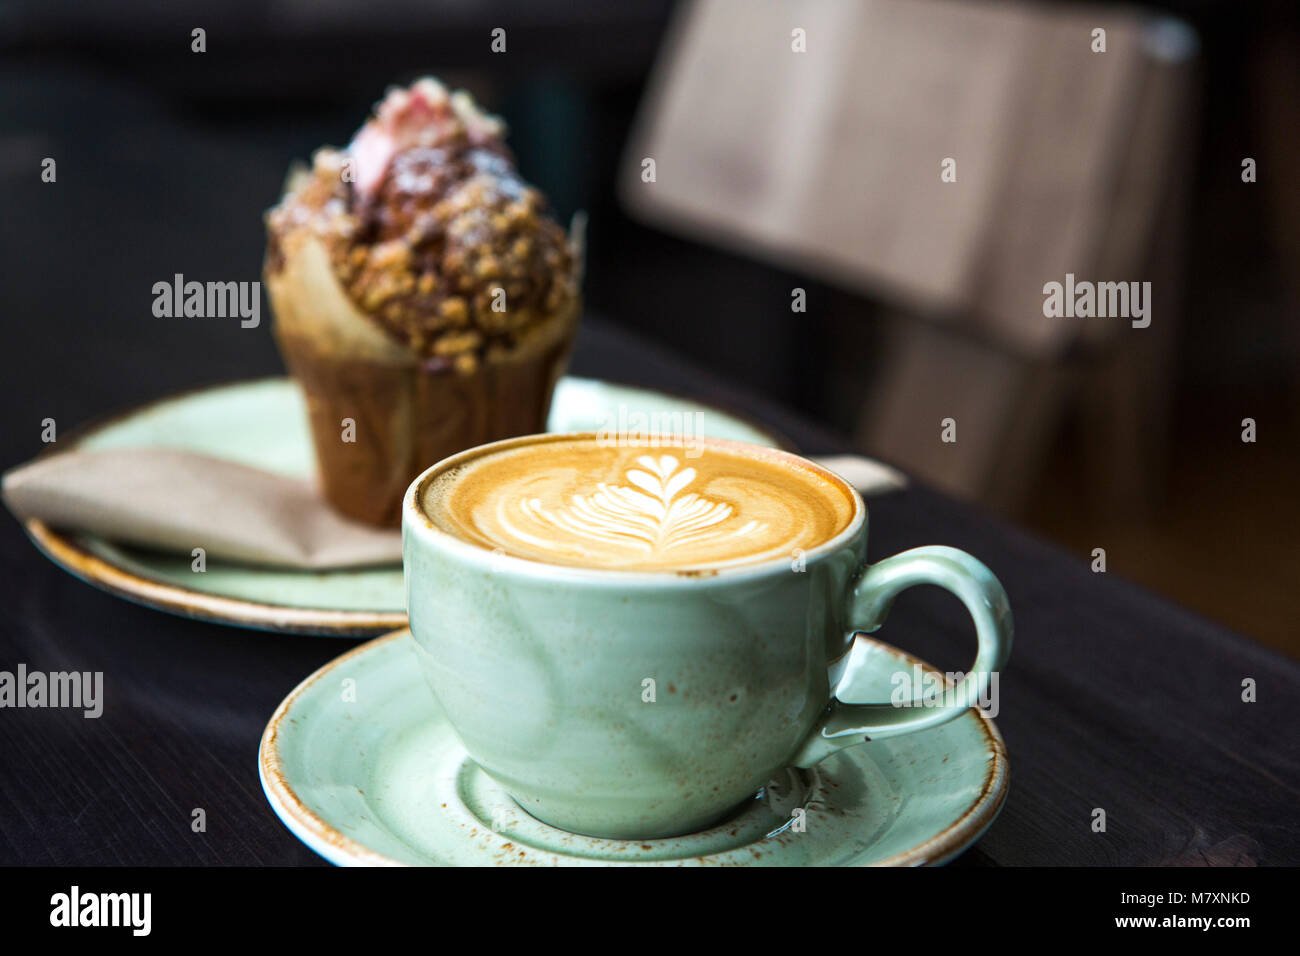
[{"left": 420, "top": 437, "right": 856, "bottom": 571}]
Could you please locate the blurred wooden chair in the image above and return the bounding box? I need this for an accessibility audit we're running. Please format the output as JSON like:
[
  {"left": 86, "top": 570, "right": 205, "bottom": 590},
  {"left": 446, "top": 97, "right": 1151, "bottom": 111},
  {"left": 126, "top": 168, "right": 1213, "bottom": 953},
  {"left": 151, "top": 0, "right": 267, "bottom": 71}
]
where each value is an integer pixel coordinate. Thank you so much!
[{"left": 621, "top": 0, "right": 1197, "bottom": 514}]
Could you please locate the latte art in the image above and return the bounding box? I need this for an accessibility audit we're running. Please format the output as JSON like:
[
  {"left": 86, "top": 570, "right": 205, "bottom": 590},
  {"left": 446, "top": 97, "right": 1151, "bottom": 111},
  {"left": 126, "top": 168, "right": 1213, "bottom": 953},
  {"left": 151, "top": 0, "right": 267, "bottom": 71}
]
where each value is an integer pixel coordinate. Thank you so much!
[
  {"left": 421, "top": 437, "right": 856, "bottom": 571},
  {"left": 514, "top": 455, "right": 763, "bottom": 554}
]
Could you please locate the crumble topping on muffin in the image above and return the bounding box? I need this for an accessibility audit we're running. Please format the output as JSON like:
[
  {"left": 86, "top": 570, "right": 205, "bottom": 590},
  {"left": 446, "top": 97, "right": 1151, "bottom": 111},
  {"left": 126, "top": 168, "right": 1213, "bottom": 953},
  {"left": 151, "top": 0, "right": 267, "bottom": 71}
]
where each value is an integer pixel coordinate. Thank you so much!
[{"left": 265, "top": 78, "right": 580, "bottom": 372}]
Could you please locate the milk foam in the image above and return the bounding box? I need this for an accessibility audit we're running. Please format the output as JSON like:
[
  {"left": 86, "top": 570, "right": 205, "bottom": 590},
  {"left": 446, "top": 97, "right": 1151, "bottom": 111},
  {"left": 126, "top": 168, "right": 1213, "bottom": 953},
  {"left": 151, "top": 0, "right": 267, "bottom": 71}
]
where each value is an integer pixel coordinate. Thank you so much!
[{"left": 421, "top": 438, "right": 855, "bottom": 571}]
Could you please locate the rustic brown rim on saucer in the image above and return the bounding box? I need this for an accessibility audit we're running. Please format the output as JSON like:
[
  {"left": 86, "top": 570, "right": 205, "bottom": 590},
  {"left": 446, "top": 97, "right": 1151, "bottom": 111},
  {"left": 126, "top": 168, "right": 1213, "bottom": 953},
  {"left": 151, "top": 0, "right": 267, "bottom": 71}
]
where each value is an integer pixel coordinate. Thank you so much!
[
  {"left": 22, "top": 376, "right": 793, "bottom": 637},
  {"left": 259, "top": 628, "right": 1010, "bottom": 866},
  {"left": 24, "top": 518, "right": 407, "bottom": 636}
]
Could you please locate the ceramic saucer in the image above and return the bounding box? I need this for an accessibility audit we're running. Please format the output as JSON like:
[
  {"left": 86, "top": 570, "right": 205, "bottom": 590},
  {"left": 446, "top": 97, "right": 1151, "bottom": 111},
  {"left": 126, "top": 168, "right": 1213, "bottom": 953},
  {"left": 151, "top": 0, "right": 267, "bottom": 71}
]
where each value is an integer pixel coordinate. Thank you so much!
[
  {"left": 22, "top": 376, "right": 785, "bottom": 636},
  {"left": 259, "top": 629, "right": 1008, "bottom": 866}
]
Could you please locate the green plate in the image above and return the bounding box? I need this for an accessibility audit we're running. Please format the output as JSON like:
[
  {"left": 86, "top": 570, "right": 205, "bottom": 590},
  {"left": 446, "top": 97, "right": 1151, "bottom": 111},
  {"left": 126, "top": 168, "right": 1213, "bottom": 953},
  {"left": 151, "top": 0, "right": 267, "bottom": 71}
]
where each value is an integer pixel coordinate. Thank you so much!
[
  {"left": 259, "top": 629, "right": 1009, "bottom": 866},
  {"left": 24, "top": 377, "right": 785, "bottom": 636}
]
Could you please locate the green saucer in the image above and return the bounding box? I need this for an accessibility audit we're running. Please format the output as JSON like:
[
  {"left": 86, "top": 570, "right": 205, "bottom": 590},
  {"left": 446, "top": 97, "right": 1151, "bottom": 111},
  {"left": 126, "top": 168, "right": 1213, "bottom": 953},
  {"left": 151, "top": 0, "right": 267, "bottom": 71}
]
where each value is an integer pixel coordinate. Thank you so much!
[
  {"left": 259, "top": 630, "right": 1008, "bottom": 866},
  {"left": 24, "top": 377, "right": 784, "bottom": 636}
]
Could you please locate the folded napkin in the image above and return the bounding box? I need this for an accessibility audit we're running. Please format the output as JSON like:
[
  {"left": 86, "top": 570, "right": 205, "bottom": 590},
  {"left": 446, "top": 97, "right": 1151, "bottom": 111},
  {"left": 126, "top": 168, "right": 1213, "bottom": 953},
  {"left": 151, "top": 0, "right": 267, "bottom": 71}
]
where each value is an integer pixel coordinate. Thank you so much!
[
  {"left": 3, "top": 448, "right": 907, "bottom": 571},
  {"left": 812, "top": 455, "right": 907, "bottom": 497},
  {"left": 3, "top": 448, "right": 403, "bottom": 569}
]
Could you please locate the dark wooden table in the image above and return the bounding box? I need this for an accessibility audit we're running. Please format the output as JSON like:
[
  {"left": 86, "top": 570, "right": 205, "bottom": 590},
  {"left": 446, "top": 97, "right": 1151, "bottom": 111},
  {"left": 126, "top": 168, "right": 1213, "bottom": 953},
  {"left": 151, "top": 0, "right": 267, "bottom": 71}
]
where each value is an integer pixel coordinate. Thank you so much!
[{"left": 1, "top": 314, "right": 1297, "bottom": 865}]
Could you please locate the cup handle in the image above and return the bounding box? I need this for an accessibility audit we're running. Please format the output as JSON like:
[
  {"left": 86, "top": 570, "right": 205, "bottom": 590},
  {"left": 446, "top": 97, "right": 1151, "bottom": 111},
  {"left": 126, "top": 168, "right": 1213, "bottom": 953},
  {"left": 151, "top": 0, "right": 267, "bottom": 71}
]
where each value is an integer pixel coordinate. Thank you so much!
[{"left": 790, "top": 546, "right": 1013, "bottom": 768}]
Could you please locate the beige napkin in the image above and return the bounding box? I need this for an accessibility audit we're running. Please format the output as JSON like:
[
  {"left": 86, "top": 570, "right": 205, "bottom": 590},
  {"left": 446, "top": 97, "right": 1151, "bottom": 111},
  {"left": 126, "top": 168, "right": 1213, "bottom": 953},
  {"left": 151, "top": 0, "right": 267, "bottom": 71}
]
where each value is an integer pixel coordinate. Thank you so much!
[
  {"left": 810, "top": 454, "right": 907, "bottom": 496},
  {"left": 3, "top": 448, "right": 403, "bottom": 569},
  {"left": 3, "top": 448, "right": 906, "bottom": 570}
]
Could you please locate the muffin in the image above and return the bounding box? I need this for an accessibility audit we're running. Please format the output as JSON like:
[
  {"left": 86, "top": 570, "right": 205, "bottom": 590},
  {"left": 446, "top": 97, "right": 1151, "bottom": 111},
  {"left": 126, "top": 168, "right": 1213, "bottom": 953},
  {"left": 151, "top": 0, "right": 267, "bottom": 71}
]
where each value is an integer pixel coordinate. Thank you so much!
[{"left": 265, "top": 78, "right": 582, "bottom": 526}]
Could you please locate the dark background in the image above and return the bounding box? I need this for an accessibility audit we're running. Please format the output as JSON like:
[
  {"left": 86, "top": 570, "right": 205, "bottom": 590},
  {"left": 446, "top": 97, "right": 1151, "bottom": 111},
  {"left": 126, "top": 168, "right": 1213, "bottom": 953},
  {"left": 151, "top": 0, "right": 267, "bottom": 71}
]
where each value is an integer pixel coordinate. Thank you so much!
[{"left": 2, "top": 0, "right": 1298, "bottom": 654}]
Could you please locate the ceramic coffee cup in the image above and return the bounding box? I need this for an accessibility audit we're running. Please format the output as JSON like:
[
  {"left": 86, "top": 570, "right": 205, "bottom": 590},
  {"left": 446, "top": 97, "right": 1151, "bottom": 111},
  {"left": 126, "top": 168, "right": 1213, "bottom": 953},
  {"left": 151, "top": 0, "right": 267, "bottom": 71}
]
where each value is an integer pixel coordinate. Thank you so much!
[{"left": 403, "top": 433, "right": 1012, "bottom": 840}]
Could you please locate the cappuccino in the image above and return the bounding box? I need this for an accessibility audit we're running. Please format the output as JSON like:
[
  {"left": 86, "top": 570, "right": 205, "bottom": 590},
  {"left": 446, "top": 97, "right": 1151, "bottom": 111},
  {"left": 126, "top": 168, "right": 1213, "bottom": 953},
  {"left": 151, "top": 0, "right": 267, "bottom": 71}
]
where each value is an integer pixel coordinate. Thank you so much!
[{"left": 419, "top": 435, "right": 855, "bottom": 571}]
